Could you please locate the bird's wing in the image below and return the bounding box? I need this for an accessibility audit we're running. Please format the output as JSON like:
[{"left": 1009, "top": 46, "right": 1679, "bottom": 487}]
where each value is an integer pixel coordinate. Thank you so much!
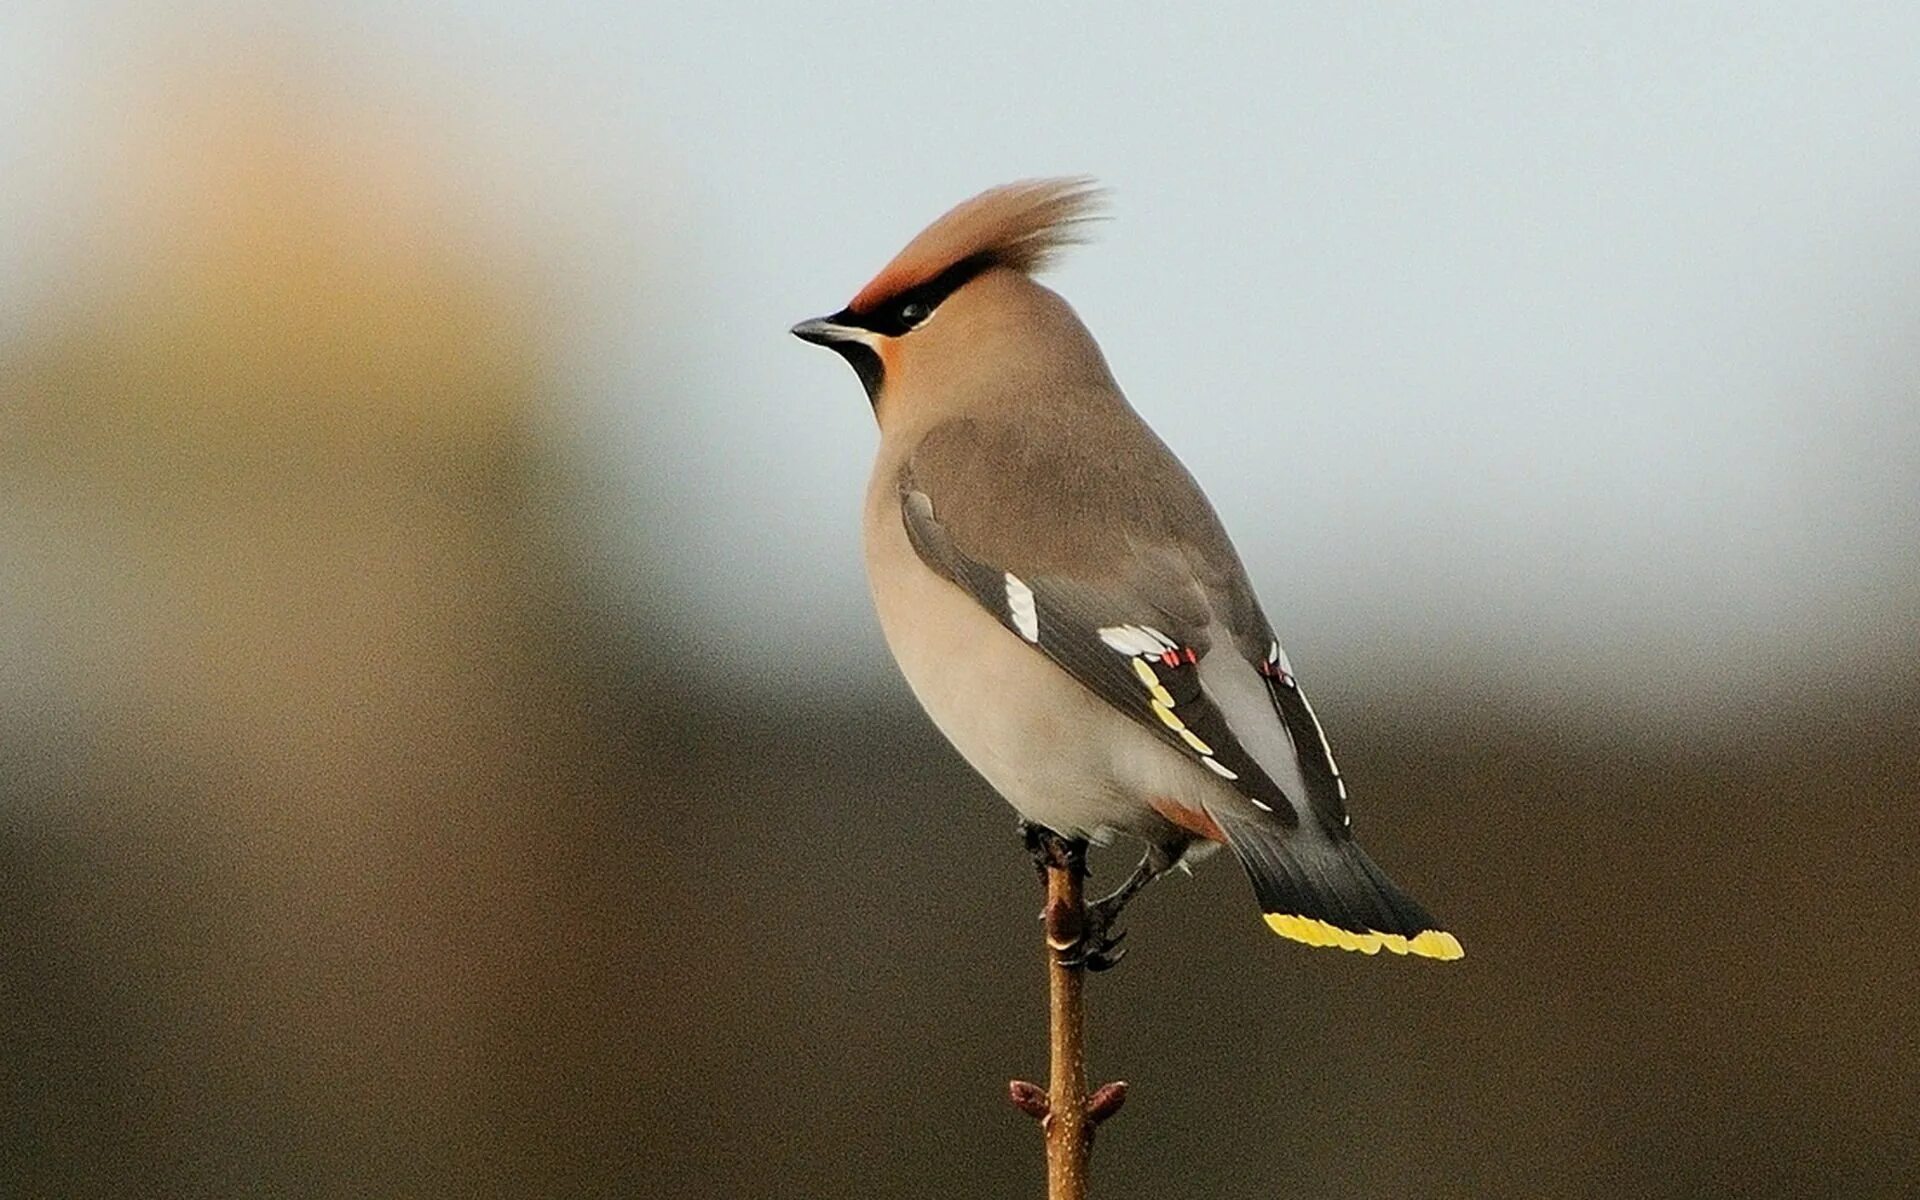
[{"left": 898, "top": 417, "right": 1355, "bottom": 836}]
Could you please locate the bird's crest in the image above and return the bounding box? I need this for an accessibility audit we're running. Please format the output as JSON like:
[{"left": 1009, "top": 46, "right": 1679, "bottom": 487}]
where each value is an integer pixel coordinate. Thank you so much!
[{"left": 849, "top": 177, "right": 1106, "bottom": 314}]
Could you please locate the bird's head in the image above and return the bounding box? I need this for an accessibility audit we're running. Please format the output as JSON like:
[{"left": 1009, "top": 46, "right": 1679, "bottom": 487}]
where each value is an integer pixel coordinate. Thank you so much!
[{"left": 792, "top": 177, "right": 1106, "bottom": 423}]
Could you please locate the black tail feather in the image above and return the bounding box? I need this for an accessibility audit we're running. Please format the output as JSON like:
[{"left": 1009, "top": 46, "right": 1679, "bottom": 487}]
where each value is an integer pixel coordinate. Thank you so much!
[{"left": 1210, "top": 807, "right": 1463, "bottom": 960}]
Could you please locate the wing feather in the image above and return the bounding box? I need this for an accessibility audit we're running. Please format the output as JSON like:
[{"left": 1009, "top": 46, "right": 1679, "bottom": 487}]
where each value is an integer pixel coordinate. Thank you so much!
[
  {"left": 902, "top": 482, "right": 1299, "bottom": 824},
  {"left": 896, "top": 415, "right": 1358, "bottom": 839}
]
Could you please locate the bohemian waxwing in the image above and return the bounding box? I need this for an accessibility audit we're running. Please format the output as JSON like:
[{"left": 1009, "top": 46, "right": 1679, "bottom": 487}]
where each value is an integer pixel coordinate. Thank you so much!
[{"left": 792, "top": 178, "right": 1463, "bottom": 964}]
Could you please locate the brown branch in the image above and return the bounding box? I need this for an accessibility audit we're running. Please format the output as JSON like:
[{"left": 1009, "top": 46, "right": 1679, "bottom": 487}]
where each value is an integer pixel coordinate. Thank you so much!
[{"left": 1009, "top": 835, "right": 1128, "bottom": 1199}]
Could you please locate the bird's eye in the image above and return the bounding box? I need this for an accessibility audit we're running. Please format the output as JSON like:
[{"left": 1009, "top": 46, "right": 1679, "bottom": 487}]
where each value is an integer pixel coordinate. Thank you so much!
[{"left": 897, "top": 301, "right": 931, "bottom": 328}]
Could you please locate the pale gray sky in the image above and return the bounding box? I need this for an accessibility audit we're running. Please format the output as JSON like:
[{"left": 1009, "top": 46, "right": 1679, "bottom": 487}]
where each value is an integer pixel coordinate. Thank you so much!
[{"left": 8, "top": 2, "right": 1919, "bottom": 729}]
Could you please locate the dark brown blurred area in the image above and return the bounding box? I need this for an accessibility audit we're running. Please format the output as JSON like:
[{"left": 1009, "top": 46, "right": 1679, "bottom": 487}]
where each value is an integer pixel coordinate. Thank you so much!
[{"left": 5, "top": 65, "right": 1920, "bottom": 1200}]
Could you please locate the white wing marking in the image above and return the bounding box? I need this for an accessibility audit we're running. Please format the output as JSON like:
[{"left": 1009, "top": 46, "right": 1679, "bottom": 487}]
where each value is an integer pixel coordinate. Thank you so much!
[{"left": 1004, "top": 574, "right": 1040, "bottom": 642}]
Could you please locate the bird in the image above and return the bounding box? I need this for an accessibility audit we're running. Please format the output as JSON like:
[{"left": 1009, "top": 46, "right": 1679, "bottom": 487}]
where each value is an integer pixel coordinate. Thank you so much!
[{"left": 792, "top": 178, "right": 1462, "bottom": 965}]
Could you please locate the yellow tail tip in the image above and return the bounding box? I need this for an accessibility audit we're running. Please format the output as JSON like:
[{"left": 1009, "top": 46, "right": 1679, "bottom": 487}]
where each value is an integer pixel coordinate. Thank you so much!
[{"left": 1262, "top": 913, "right": 1464, "bottom": 961}]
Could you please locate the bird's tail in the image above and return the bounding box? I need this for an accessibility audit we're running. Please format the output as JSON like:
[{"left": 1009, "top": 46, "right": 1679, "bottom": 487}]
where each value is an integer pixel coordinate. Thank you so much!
[{"left": 1210, "top": 808, "right": 1463, "bottom": 960}]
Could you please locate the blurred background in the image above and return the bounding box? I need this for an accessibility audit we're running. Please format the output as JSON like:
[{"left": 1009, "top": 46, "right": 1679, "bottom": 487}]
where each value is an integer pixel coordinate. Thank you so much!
[{"left": 3, "top": 3, "right": 1917, "bottom": 1196}]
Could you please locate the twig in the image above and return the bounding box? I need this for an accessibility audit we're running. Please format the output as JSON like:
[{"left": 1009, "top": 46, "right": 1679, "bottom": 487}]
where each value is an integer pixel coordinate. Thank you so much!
[{"left": 1009, "top": 835, "right": 1128, "bottom": 1199}]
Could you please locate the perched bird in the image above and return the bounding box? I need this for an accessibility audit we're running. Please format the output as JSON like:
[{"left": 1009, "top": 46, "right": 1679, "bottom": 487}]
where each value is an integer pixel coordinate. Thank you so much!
[{"left": 792, "top": 179, "right": 1462, "bottom": 964}]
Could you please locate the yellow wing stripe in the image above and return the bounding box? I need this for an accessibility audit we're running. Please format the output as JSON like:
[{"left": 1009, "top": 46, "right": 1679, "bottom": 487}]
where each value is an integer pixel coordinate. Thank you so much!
[
  {"left": 1263, "top": 913, "right": 1464, "bottom": 960},
  {"left": 1140, "top": 664, "right": 1218, "bottom": 754},
  {"left": 1130, "top": 658, "right": 1177, "bottom": 708}
]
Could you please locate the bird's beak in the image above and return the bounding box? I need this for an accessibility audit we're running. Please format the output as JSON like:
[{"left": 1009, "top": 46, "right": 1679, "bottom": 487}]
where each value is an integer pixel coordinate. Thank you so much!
[
  {"left": 793, "top": 309, "right": 887, "bottom": 407},
  {"left": 790, "top": 315, "right": 868, "bottom": 347}
]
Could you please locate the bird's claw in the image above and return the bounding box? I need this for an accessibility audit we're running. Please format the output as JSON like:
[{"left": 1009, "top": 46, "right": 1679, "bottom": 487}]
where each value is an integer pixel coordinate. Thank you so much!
[
  {"left": 1056, "top": 912, "right": 1128, "bottom": 971},
  {"left": 1061, "top": 935, "right": 1127, "bottom": 972}
]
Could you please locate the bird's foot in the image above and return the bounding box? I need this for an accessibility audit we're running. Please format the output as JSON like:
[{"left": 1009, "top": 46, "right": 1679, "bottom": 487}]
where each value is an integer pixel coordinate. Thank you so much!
[
  {"left": 1019, "top": 822, "right": 1124, "bottom": 969},
  {"left": 1057, "top": 850, "right": 1165, "bottom": 972},
  {"left": 1058, "top": 894, "right": 1129, "bottom": 972}
]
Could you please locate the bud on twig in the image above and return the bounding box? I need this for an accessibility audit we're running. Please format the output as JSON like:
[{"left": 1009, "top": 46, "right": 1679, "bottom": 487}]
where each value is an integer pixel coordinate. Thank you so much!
[
  {"left": 1086, "top": 1081, "right": 1128, "bottom": 1126},
  {"left": 1009, "top": 1079, "right": 1051, "bottom": 1121}
]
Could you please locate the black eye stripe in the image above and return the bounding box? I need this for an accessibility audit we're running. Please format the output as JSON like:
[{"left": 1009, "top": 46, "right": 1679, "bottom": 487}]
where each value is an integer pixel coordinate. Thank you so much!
[{"left": 840, "top": 251, "right": 994, "bottom": 336}]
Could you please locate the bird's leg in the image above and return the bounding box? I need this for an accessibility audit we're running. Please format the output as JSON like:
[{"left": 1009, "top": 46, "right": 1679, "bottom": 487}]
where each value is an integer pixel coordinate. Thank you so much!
[
  {"left": 1019, "top": 819, "right": 1053, "bottom": 884},
  {"left": 1019, "top": 820, "right": 1089, "bottom": 884},
  {"left": 1061, "top": 850, "right": 1170, "bottom": 973}
]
